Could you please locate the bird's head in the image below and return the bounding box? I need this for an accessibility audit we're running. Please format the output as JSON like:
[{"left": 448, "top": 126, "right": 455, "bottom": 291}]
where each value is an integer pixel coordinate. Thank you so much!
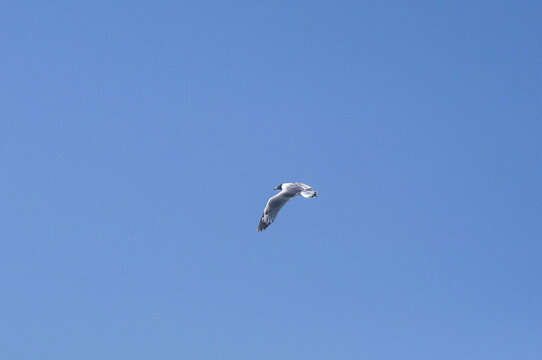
[{"left": 273, "top": 183, "right": 283, "bottom": 190}]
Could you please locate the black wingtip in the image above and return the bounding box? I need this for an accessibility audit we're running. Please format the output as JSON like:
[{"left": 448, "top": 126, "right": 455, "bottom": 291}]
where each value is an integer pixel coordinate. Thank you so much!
[
  {"left": 257, "top": 221, "right": 268, "bottom": 232},
  {"left": 257, "top": 216, "right": 269, "bottom": 232}
]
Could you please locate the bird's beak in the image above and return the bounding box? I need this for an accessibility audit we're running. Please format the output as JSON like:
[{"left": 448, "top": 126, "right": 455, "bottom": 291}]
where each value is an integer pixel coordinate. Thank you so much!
[{"left": 273, "top": 187, "right": 279, "bottom": 190}]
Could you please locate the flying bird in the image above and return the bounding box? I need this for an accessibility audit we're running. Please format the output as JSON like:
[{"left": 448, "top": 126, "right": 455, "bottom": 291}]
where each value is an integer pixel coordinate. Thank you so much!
[{"left": 257, "top": 182, "right": 318, "bottom": 232}]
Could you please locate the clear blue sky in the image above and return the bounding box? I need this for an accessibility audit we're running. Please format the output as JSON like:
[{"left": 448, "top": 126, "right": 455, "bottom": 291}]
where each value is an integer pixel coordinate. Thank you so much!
[{"left": 1, "top": 1, "right": 541, "bottom": 359}]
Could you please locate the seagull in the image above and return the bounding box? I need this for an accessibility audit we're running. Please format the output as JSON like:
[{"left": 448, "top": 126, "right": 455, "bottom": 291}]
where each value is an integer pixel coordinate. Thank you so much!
[{"left": 257, "top": 182, "right": 318, "bottom": 232}]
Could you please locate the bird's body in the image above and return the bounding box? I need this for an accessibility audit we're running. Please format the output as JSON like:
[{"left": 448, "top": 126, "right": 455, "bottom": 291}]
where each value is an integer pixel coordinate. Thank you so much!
[{"left": 257, "top": 182, "right": 317, "bottom": 232}]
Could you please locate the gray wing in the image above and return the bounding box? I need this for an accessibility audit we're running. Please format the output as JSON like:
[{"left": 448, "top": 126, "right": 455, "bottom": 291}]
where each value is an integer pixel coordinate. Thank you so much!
[
  {"left": 257, "top": 190, "right": 296, "bottom": 232},
  {"left": 295, "top": 182, "right": 313, "bottom": 191},
  {"left": 295, "top": 182, "right": 318, "bottom": 198}
]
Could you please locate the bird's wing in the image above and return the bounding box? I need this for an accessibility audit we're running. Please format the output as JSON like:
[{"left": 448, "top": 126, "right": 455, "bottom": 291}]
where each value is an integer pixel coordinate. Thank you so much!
[
  {"left": 257, "top": 190, "right": 296, "bottom": 232},
  {"left": 296, "top": 182, "right": 318, "bottom": 198},
  {"left": 296, "top": 182, "right": 313, "bottom": 190}
]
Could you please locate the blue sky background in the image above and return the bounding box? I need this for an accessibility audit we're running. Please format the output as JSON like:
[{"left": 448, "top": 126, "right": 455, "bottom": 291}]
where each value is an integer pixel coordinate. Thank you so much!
[{"left": 1, "top": 1, "right": 541, "bottom": 359}]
